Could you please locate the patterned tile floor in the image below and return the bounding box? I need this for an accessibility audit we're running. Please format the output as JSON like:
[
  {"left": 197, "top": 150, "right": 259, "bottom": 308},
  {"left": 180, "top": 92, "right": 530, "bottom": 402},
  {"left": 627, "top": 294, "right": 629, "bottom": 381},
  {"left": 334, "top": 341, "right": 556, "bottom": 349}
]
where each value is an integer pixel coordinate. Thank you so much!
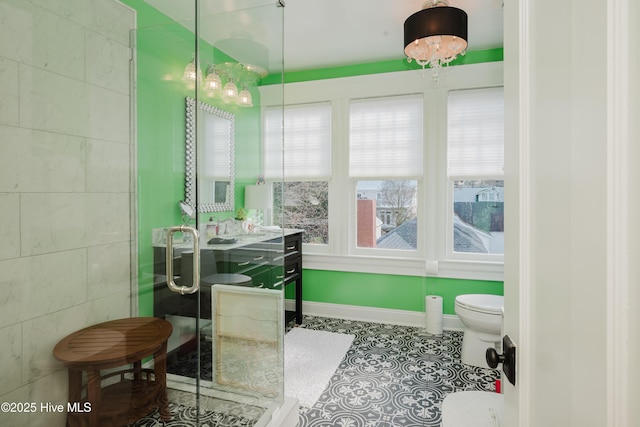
[
  {"left": 297, "top": 316, "right": 500, "bottom": 427},
  {"left": 132, "top": 315, "right": 500, "bottom": 427}
]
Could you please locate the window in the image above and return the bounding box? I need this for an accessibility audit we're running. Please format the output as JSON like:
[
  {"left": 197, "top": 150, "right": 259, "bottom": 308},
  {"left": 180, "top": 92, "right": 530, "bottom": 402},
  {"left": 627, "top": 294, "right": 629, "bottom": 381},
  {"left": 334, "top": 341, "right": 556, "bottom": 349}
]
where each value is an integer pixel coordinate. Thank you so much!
[
  {"left": 258, "top": 62, "right": 505, "bottom": 280},
  {"left": 448, "top": 87, "right": 504, "bottom": 257},
  {"left": 264, "top": 103, "right": 331, "bottom": 244},
  {"left": 349, "top": 95, "right": 423, "bottom": 251},
  {"left": 356, "top": 180, "right": 418, "bottom": 249},
  {"left": 273, "top": 181, "right": 328, "bottom": 244}
]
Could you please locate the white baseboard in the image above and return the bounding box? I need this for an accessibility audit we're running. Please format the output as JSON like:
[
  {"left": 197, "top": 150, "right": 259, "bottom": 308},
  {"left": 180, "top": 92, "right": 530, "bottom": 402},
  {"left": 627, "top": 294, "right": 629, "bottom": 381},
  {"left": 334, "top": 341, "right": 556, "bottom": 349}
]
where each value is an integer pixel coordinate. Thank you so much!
[{"left": 285, "top": 299, "right": 464, "bottom": 331}]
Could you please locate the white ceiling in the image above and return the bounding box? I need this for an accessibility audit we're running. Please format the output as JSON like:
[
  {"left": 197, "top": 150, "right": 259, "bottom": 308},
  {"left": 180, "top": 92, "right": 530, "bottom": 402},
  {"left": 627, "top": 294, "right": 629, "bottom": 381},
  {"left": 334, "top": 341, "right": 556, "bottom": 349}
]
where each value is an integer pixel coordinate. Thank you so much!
[{"left": 143, "top": 0, "right": 503, "bottom": 73}]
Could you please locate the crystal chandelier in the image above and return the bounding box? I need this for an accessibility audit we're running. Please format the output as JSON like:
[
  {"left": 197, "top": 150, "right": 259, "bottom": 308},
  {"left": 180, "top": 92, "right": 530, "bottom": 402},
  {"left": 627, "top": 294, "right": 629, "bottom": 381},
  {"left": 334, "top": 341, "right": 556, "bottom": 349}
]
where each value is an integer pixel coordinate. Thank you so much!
[{"left": 404, "top": 0, "right": 468, "bottom": 81}]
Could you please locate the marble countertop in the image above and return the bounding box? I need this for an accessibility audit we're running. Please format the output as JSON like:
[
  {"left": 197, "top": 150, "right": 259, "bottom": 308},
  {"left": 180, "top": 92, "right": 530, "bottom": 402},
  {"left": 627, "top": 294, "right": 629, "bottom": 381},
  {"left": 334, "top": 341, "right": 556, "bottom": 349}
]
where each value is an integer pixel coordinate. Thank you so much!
[{"left": 152, "top": 227, "right": 303, "bottom": 250}]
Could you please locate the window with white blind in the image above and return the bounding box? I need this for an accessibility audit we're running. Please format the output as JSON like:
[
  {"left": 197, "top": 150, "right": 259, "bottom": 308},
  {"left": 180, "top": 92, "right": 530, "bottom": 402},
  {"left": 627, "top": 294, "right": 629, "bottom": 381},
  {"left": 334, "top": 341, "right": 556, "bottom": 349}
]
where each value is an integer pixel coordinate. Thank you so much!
[
  {"left": 264, "top": 103, "right": 331, "bottom": 244},
  {"left": 349, "top": 95, "right": 423, "bottom": 178},
  {"left": 257, "top": 62, "right": 505, "bottom": 279},
  {"left": 350, "top": 95, "right": 423, "bottom": 251},
  {"left": 447, "top": 87, "right": 504, "bottom": 258},
  {"left": 264, "top": 103, "right": 331, "bottom": 180}
]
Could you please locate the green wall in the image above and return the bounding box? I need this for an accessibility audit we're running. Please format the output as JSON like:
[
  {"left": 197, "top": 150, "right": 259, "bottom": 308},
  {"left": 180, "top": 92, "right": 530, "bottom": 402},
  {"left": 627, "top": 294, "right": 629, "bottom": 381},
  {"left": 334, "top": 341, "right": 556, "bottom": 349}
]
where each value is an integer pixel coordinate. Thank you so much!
[
  {"left": 122, "top": 0, "right": 264, "bottom": 315},
  {"left": 287, "top": 271, "right": 502, "bottom": 315},
  {"left": 261, "top": 48, "right": 503, "bottom": 85},
  {"left": 125, "top": 0, "right": 504, "bottom": 318}
]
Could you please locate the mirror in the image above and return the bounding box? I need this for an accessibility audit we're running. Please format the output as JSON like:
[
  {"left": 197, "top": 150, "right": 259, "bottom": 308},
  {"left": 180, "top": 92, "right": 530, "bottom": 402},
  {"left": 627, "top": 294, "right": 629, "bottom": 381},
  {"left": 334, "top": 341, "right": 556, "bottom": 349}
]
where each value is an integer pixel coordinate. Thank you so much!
[{"left": 185, "top": 97, "right": 235, "bottom": 213}]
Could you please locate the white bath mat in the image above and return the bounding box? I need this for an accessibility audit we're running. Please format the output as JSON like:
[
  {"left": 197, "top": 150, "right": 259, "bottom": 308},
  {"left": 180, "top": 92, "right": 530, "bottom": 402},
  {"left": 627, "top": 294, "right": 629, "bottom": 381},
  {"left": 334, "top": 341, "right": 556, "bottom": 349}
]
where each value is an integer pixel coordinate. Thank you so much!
[{"left": 284, "top": 328, "right": 354, "bottom": 408}]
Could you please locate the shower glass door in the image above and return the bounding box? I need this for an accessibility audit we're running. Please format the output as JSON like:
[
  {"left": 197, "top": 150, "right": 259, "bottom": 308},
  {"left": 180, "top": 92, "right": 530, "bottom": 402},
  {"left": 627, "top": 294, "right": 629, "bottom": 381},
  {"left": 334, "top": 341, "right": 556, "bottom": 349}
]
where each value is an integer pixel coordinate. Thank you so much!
[{"left": 134, "top": 0, "right": 285, "bottom": 425}]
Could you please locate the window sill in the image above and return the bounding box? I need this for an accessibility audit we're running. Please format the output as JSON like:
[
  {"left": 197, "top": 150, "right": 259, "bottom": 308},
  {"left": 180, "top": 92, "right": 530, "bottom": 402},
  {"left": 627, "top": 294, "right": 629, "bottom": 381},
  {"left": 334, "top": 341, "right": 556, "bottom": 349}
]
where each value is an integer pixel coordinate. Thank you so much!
[{"left": 302, "top": 253, "right": 504, "bottom": 282}]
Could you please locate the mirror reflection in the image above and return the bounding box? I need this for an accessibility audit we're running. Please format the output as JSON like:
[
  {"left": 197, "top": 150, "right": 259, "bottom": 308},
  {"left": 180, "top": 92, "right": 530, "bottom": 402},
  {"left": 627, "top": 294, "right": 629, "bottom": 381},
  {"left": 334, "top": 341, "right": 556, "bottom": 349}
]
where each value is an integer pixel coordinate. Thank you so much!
[{"left": 185, "top": 97, "right": 235, "bottom": 213}]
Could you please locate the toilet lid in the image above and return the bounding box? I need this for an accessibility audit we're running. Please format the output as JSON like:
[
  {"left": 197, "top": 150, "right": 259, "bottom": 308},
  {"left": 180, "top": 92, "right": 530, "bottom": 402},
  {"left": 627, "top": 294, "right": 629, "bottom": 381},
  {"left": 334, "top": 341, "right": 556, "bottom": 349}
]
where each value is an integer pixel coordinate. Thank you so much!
[
  {"left": 442, "top": 391, "right": 503, "bottom": 427},
  {"left": 456, "top": 294, "right": 504, "bottom": 315}
]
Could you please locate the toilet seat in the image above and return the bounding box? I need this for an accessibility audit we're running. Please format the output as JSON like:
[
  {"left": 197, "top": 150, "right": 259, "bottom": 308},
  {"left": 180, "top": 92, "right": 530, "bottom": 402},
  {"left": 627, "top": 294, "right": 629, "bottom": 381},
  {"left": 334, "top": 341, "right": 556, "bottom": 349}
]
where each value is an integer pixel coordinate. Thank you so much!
[{"left": 455, "top": 294, "right": 503, "bottom": 315}]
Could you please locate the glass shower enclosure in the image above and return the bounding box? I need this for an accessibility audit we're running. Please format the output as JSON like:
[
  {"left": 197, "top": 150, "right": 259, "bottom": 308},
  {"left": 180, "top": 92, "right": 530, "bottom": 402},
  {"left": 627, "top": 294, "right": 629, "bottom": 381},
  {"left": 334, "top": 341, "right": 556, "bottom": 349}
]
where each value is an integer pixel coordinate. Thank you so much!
[{"left": 134, "top": 0, "right": 285, "bottom": 425}]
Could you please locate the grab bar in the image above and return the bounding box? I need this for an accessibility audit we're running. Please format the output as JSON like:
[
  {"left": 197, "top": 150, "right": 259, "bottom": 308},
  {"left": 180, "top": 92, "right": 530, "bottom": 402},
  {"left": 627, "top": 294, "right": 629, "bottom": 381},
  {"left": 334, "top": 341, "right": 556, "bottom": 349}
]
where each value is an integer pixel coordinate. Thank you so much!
[{"left": 166, "top": 225, "right": 200, "bottom": 295}]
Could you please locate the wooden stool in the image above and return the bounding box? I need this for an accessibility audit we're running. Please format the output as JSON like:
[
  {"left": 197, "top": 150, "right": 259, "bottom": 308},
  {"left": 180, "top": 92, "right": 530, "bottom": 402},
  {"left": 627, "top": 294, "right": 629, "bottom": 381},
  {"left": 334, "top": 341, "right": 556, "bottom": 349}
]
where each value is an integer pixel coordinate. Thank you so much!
[{"left": 53, "top": 317, "right": 173, "bottom": 427}]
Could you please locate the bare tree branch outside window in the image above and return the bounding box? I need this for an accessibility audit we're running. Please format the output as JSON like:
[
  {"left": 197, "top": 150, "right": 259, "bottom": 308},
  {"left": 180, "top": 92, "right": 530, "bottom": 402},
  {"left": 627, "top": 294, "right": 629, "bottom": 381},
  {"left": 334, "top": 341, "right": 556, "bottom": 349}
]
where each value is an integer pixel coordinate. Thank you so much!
[
  {"left": 378, "top": 180, "right": 417, "bottom": 227},
  {"left": 273, "top": 181, "right": 329, "bottom": 244}
]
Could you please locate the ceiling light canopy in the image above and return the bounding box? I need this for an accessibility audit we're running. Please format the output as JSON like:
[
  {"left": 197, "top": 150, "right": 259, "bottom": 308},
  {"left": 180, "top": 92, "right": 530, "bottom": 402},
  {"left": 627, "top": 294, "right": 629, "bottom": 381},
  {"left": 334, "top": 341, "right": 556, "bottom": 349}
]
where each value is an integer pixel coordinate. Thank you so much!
[{"left": 404, "top": 0, "right": 468, "bottom": 81}]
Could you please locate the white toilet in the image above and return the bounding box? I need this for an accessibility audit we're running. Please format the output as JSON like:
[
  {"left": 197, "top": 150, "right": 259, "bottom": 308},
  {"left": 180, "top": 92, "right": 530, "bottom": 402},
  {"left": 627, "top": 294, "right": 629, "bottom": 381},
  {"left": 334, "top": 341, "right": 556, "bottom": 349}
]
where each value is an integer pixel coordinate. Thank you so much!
[{"left": 455, "top": 294, "right": 504, "bottom": 368}]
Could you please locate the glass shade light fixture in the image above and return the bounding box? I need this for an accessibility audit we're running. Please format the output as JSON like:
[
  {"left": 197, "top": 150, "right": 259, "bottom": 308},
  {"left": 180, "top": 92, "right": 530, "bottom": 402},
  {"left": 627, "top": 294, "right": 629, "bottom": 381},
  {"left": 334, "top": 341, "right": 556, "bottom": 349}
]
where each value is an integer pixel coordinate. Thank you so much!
[
  {"left": 182, "top": 56, "right": 202, "bottom": 89},
  {"left": 238, "top": 85, "right": 253, "bottom": 107},
  {"left": 204, "top": 65, "right": 222, "bottom": 96},
  {"left": 404, "top": 0, "right": 468, "bottom": 81},
  {"left": 222, "top": 78, "right": 239, "bottom": 104},
  {"left": 183, "top": 57, "right": 264, "bottom": 107}
]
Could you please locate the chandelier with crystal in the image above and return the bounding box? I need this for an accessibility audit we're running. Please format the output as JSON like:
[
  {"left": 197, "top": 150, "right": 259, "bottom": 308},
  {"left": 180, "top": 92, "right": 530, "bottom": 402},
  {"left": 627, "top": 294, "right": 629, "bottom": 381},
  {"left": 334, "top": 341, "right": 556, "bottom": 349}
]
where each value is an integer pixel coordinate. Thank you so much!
[{"left": 404, "top": 0, "right": 468, "bottom": 81}]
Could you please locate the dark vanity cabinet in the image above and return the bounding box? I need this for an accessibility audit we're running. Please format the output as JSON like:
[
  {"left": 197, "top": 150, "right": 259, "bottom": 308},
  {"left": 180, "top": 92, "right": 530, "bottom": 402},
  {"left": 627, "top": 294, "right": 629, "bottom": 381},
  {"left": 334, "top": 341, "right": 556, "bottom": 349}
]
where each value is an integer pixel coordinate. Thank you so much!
[
  {"left": 281, "top": 232, "right": 303, "bottom": 325},
  {"left": 153, "top": 230, "right": 303, "bottom": 325}
]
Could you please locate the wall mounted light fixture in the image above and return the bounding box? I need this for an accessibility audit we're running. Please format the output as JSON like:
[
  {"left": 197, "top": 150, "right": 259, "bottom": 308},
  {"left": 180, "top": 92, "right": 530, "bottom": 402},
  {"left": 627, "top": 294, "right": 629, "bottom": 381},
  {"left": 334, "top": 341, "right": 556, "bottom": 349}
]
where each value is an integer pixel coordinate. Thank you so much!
[
  {"left": 181, "top": 56, "right": 202, "bottom": 89},
  {"left": 204, "top": 65, "right": 222, "bottom": 95},
  {"left": 184, "top": 59, "right": 265, "bottom": 107}
]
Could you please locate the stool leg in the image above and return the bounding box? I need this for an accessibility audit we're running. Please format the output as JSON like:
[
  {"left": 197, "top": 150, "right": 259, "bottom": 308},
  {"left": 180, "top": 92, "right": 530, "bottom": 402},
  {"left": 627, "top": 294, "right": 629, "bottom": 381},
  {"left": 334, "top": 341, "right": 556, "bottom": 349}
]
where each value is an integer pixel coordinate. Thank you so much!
[
  {"left": 66, "top": 370, "right": 82, "bottom": 427},
  {"left": 154, "top": 342, "right": 171, "bottom": 421},
  {"left": 133, "top": 360, "right": 142, "bottom": 381},
  {"left": 86, "top": 369, "right": 101, "bottom": 426}
]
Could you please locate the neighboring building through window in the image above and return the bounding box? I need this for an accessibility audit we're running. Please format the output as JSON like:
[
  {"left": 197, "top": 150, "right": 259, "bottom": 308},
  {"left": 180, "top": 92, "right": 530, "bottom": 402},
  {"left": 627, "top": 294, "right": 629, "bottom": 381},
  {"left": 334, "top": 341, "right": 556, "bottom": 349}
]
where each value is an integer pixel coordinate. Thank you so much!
[
  {"left": 350, "top": 94, "right": 423, "bottom": 251},
  {"left": 448, "top": 87, "right": 504, "bottom": 256},
  {"left": 258, "top": 66, "right": 505, "bottom": 279}
]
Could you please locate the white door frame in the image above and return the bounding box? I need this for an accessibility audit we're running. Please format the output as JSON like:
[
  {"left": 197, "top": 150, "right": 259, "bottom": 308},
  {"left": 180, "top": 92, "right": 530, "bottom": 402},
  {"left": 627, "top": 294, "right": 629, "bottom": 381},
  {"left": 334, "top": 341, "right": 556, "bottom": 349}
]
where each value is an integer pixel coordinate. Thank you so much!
[{"left": 504, "top": 0, "right": 637, "bottom": 425}]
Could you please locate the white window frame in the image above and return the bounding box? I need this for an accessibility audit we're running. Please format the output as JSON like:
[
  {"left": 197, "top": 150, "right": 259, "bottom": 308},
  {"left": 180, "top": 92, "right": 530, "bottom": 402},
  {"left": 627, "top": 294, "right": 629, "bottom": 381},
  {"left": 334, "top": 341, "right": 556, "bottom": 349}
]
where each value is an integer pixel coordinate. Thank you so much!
[
  {"left": 263, "top": 102, "right": 333, "bottom": 253},
  {"left": 349, "top": 178, "right": 423, "bottom": 259},
  {"left": 348, "top": 94, "right": 424, "bottom": 258},
  {"left": 445, "top": 178, "right": 505, "bottom": 263},
  {"left": 259, "top": 62, "right": 505, "bottom": 281},
  {"left": 446, "top": 87, "right": 505, "bottom": 263}
]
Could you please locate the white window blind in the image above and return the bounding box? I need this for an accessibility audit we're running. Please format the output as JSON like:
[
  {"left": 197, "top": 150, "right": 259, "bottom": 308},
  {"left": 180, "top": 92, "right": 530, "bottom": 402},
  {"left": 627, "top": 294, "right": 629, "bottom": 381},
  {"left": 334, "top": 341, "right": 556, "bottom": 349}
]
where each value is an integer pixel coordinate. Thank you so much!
[
  {"left": 447, "top": 87, "right": 504, "bottom": 178},
  {"left": 264, "top": 103, "right": 331, "bottom": 180},
  {"left": 349, "top": 95, "right": 423, "bottom": 178},
  {"left": 202, "top": 113, "right": 232, "bottom": 179}
]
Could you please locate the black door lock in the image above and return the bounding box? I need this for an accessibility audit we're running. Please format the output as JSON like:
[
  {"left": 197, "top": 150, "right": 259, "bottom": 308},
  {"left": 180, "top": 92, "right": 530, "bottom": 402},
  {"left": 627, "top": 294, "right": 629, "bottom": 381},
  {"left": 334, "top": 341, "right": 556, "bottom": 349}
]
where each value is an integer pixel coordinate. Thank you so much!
[{"left": 486, "top": 335, "right": 516, "bottom": 386}]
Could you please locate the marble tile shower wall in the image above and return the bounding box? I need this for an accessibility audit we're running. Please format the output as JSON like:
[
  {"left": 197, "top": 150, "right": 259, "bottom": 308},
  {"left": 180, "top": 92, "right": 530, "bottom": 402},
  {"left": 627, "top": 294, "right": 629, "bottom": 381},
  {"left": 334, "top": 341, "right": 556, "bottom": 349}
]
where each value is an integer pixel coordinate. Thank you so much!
[{"left": 0, "top": 0, "right": 134, "bottom": 425}]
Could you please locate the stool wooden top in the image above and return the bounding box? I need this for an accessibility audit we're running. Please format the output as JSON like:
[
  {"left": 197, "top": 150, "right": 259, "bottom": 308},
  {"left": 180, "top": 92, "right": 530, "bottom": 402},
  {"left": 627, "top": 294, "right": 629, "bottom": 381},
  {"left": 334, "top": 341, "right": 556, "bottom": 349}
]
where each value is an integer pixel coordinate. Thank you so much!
[{"left": 53, "top": 317, "right": 172, "bottom": 369}]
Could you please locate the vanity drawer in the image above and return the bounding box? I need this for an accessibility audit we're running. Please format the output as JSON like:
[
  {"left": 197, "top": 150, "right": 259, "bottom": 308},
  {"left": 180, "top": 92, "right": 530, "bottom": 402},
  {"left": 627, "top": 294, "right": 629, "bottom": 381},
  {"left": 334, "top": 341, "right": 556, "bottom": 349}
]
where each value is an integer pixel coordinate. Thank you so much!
[
  {"left": 284, "top": 235, "right": 301, "bottom": 256},
  {"left": 247, "top": 265, "right": 272, "bottom": 289},
  {"left": 273, "top": 257, "right": 300, "bottom": 285},
  {"left": 226, "top": 249, "right": 269, "bottom": 273}
]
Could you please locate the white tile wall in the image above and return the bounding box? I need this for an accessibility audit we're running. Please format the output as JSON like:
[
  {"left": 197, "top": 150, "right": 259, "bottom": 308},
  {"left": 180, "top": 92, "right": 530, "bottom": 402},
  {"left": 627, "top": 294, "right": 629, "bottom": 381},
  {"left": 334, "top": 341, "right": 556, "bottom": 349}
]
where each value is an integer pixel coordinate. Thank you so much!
[
  {"left": 87, "top": 241, "right": 131, "bottom": 300},
  {"left": 0, "top": 126, "right": 86, "bottom": 193},
  {"left": 0, "top": 1, "right": 135, "bottom": 423},
  {"left": 0, "top": 250, "right": 88, "bottom": 328},
  {"left": 19, "top": 65, "right": 93, "bottom": 137},
  {"left": 0, "top": 193, "right": 20, "bottom": 260},
  {"left": 22, "top": 304, "right": 93, "bottom": 384},
  {"left": 0, "top": 57, "right": 19, "bottom": 126},
  {"left": 0, "top": 1, "right": 85, "bottom": 79},
  {"left": 85, "top": 30, "right": 131, "bottom": 95},
  {"left": 0, "top": 323, "right": 23, "bottom": 396},
  {"left": 86, "top": 138, "right": 130, "bottom": 192}
]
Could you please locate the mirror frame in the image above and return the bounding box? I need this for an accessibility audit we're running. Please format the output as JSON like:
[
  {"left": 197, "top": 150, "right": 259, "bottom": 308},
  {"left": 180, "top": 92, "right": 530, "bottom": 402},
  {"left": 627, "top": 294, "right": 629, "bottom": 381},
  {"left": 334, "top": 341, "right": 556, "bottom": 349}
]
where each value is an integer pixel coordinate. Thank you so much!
[{"left": 185, "top": 96, "right": 235, "bottom": 213}]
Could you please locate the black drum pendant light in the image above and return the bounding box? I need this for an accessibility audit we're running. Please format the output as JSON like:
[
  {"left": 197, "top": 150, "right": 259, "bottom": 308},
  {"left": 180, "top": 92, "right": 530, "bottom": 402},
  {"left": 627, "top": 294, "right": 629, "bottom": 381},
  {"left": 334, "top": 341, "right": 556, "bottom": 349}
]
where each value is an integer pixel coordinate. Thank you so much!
[{"left": 404, "top": 0, "right": 468, "bottom": 80}]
